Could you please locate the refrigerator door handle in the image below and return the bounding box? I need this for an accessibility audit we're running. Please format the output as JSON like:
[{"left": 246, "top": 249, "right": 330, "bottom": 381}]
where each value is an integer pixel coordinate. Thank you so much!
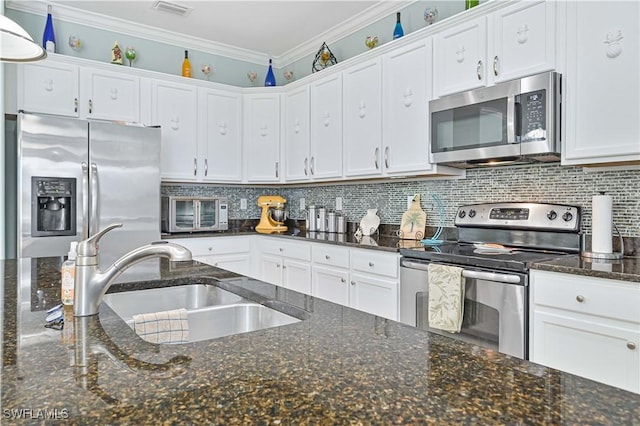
[
  {"left": 90, "top": 163, "right": 99, "bottom": 236},
  {"left": 81, "top": 162, "right": 89, "bottom": 239}
]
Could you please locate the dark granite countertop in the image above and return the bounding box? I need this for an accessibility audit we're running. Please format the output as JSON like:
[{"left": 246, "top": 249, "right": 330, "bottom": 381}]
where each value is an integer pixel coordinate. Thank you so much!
[
  {"left": 2, "top": 257, "right": 639, "bottom": 424},
  {"left": 532, "top": 255, "right": 640, "bottom": 283}
]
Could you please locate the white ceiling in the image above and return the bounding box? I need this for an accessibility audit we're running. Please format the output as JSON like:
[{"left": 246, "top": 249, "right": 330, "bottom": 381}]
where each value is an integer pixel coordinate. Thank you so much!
[{"left": 10, "top": 0, "right": 411, "bottom": 65}]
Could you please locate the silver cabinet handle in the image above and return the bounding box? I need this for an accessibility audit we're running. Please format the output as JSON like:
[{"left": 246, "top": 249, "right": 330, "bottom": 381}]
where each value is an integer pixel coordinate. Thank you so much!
[
  {"left": 627, "top": 342, "right": 637, "bottom": 350},
  {"left": 204, "top": 158, "right": 208, "bottom": 177},
  {"left": 277, "top": 264, "right": 281, "bottom": 268},
  {"left": 384, "top": 146, "right": 390, "bottom": 169},
  {"left": 88, "top": 99, "right": 93, "bottom": 114},
  {"left": 81, "top": 162, "right": 89, "bottom": 239},
  {"left": 279, "top": 247, "right": 284, "bottom": 252},
  {"left": 207, "top": 247, "right": 213, "bottom": 251},
  {"left": 310, "top": 156, "right": 315, "bottom": 175},
  {"left": 193, "top": 158, "right": 197, "bottom": 176},
  {"left": 368, "top": 261, "right": 374, "bottom": 267},
  {"left": 275, "top": 161, "right": 279, "bottom": 178},
  {"left": 325, "top": 254, "right": 330, "bottom": 260},
  {"left": 74, "top": 98, "right": 78, "bottom": 113},
  {"left": 576, "top": 295, "right": 585, "bottom": 303},
  {"left": 304, "top": 158, "right": 308, "bottom": 176},
  {"left": 493, "top": 55, "right": 499, "bottom": 76},
  {"left": 374, "top": 147, "right": 379, "bottom": 169},
  {"left": 282, "top": 265, "right": 287, "bottom": 270},
  {"left": 341, "top": 278, "right": 346, "bottom": 283},
  {"left": 476, "top": 60, "right": 483, "bottom": 80},
  {"left": 350, "top": 280, "right": 356, "bottom": 286}
]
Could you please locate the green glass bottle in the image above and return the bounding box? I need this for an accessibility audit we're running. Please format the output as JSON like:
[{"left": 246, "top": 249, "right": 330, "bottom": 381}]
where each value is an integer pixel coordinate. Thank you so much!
[{"left": 465, "top": 0, "right": 479, "bottom": 10}]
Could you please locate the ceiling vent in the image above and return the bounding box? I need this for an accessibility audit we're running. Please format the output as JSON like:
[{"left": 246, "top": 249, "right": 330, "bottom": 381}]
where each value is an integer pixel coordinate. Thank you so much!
[{"left": 152, "top": 1, "right": 193, "bottom": 17}]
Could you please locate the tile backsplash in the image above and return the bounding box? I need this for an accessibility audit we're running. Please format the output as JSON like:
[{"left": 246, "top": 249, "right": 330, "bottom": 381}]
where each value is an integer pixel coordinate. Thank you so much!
[{"left": 162, "top": 163, "right": 640, "bottom": 237}]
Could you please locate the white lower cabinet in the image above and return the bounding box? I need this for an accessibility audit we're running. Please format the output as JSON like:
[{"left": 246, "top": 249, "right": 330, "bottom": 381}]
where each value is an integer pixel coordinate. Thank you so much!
[
  {"left": 258, "top": 237, "right": 312, "bottom": 294},
  {"left": 530, "top": 269, "right": 640, "bottom": 394},
  {"left": 169, "top": 236, "right": 251, "bottom": 276},
  {"left": 311, "top": 244, "right": 399, "bottom": 320}
]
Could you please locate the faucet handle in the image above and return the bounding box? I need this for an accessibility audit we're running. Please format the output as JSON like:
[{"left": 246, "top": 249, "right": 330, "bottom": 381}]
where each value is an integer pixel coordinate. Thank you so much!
[{"left": 77, "top": 223, "right": 123, "bottom": 257}]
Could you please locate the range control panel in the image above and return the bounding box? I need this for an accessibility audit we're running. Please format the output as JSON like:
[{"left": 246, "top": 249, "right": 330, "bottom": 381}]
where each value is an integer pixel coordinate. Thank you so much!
[{"left": 455, "top": 202, "right": 580, "bottom": 231}]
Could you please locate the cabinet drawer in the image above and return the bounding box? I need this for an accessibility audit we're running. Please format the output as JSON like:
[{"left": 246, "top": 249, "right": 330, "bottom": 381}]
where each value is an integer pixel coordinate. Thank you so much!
[
  {"left": 169, "top": 236, "right": 250, "bottom": 256},
  {"left": 259, "top": 237, "right": 311, "bottom": 262},
  {"left": 312, "top": 244, "right": 349, "bottom": 269},
  {"left": 532, "top": 270, "right": 640, "bottom": 324},
  {"left": 350, "top": 249, "right": 399, "bottom": 278}
]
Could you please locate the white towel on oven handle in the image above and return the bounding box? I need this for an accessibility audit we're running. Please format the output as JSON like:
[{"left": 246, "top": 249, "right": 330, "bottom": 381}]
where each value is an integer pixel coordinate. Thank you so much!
[{"left": 427, "top": 263, "right": 465, "bottom": 333}]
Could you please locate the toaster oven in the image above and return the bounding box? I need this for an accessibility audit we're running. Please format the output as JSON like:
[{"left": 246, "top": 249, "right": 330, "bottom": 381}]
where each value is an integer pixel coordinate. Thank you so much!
[{"left": 161, "top": 196, "right": 228, "bottom": 233}]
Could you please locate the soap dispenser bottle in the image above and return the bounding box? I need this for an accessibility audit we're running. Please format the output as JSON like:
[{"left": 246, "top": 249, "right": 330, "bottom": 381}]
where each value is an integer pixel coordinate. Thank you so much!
[{"left": 61, "top": 241, "right": 77, "bottom": 305}]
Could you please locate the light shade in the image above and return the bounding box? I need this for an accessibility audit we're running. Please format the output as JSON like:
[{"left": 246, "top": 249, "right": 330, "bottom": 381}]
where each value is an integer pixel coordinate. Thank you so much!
[{"left": 0, "top": 14, "right": 47, "bottom": 62}]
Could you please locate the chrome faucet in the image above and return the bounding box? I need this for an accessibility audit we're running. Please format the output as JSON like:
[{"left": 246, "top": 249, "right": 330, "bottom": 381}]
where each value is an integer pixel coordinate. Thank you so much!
[{"left": 73, "top": 224, "right": 192, "bottom": 317}]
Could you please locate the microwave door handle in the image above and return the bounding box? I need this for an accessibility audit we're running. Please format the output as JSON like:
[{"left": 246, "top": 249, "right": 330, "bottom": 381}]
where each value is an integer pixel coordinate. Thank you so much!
[
  {"left": 507, "top": 94, "right": 518, "bottom": 144},
  {"left": 514, "top": 94, "right": 523, "bottom": 143},
  {"left": 194, "top": 201, "right": 200, "bottom": 230}
]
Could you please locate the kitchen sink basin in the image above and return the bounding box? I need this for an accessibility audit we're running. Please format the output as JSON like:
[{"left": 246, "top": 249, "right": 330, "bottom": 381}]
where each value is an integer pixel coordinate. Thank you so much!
[{"left": 103, "top": 284, "right": 302, "bottom": 343}]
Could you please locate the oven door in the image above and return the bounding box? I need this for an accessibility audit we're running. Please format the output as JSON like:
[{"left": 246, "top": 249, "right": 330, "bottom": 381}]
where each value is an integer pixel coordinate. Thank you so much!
[{"left": 400, "top": 258, "right": 528, "bottom": 359}]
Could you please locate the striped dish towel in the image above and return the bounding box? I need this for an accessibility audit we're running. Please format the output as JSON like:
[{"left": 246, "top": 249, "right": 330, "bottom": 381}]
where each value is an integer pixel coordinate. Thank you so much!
[
  {"left": 132, "top": 308, "right": 189, "bottom": 344},
  {"left": 427, "top": 263, "right": 465, "bottom": 333}
]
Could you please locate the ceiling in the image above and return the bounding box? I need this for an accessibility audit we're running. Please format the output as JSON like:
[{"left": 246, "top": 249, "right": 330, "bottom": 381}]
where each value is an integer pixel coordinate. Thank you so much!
[{"left": 39, "top": 0, "right": 402, "bottom": 64}]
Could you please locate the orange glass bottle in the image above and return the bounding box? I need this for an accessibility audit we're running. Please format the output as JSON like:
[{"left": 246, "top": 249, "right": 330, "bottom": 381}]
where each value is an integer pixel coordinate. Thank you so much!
[{"left": 182, "top": 50, "right": 192, "bottom": 78}]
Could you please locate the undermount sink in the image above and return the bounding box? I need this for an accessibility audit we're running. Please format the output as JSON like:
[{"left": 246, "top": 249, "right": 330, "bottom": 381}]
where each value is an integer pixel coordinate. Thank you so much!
[{"left": 102, "top": 284, "right": 302, "bottom": 343}]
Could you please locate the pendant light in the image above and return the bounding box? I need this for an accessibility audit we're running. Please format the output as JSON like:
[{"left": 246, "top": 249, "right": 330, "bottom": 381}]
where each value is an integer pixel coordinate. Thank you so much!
[{"left": 0, "top": 14, "right": 47, "bottom": 62}]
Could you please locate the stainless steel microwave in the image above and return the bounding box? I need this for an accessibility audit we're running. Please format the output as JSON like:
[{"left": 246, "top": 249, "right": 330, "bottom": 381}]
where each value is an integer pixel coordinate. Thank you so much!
[
  {"left": 430, "top": 71, "right": 561, "bottom": 168},
  {"left": 161, "top": 196, "right": 228, "bottom": 233}
]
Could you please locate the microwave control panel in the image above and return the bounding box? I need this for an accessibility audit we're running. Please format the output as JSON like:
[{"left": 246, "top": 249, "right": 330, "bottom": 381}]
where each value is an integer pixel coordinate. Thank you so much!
[{"left": 518, "top": 89, "right": 546, "bottom": 142}]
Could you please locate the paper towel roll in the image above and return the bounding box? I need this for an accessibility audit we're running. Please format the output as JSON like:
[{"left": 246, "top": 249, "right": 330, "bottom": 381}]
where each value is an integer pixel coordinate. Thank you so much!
[{"left": 592, "top": 195, "right": 613, "bottom": 254}]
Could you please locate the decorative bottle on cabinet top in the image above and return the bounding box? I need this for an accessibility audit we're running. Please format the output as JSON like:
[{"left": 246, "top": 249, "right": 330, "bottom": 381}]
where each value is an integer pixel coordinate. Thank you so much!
[
  {"left": 465, "top": 0, "right": 479, "bottom": 9},
  {"left": 182, "top": 50, "right": 192, "bottom": 78},
  {"left": 393, "top": 12, "right": 404, "bottom": 39},
  {"left": 265, "top": 59, "right": 276, "bottom": 86},
  {"left": 42, "top": 4, "right": 56, "bottom": 53}
]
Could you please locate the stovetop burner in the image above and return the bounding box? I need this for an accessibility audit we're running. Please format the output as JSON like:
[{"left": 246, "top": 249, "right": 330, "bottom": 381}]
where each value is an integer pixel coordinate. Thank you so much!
[{"left": 400, "top": 202, "right": 582, "bottom": 272}]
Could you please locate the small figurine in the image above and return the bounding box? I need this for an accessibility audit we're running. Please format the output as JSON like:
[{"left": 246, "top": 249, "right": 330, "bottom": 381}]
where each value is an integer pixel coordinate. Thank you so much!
[
  {"left": 365, "top": 36, "right": 379, "bottom": 49},
  {"left": 424, "top": 7, "right": 438, "bottom": 25},
  {"left": 283, "top": 70, "right": 294, "bottom": 80},
  {"left": 111, "top": 41, "right": 123, "bottom": 65}
]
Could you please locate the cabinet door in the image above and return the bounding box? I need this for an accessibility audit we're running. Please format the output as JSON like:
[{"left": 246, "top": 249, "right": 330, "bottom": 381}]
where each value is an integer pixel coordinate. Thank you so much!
[
  {"left": 343, "top": 58, "right": 383, "bottom": 177},
  {"left": 492, "top": 0, "right": 555, "bottom": 83},
  {"left": 260, "top": 254, "right": 283, "bottom": 286},
  {"left": 532, "top": 311, "right": 639, "bottom": 393},
  {"left": 283, "top": 259, "right": 312, "bottom": 295},
  {"left": 310, "top": 73, "right": 343, "bottom": 180},
  {"left": 434, "top": 16, "right": 487, "bottom": 97},
  {"left": 197, "top": 254, "right": 250, "bottom": 276},
  {"left": 152, "top": 80, "right": 198, "bottom": 181},
  {"left": 244, "top": 93, "right": 281, "bottom": 182},
  {"left": 81, "top": 67, "right": 140, "bottom": 122},
  {"left": 382, "top": 39, "right": 434, "bottom": 175},
  {"left": 18, "top": 60, "right": 79, "bottom": 117},
  {"left": 312, "top": 265, "right": 349, "bottom": 305},
  {"left": 284, "top": 85, "right": 311, "bottom": 182},
  {"left": 563, "top": 1, "right": 640, "bottom": 165},
  {"left": 349, "top": 273, "right": 398, "bottom": 321},
  {"left": 199, "top": 88, "right": 242, "bottom": 182}
]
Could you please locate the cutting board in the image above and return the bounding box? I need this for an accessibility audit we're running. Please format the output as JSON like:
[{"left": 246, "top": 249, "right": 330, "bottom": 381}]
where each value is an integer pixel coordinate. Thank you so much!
[{"left": 400, "top": 194, "right": 426, "bottom": 240}]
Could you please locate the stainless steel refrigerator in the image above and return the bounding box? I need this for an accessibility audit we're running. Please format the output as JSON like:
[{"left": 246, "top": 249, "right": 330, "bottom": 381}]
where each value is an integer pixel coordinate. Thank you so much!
[{"left": 17, "top": 112, "right": 161, "bottom": 281}]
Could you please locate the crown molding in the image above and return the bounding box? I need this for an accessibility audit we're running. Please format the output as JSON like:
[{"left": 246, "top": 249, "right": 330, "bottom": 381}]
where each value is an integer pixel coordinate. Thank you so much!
[
  {"left": 6, "top": 0, "right": 269, "bottom": 64},
  {"left": 6, "top": 0, "right": 417, "bottom": 68}
]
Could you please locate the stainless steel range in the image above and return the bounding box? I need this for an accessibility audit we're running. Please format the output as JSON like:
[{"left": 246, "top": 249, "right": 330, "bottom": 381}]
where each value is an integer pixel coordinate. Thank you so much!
[{"left": 399, "top": 202, "right": 581, "bottom": 360}]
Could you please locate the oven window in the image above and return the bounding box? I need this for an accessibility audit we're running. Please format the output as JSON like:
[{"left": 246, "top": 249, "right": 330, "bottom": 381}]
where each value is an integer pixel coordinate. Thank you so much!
[
  {"left": 174, "top": 200, "right": 195, "bottom": 228},
  {"left": 431, "top": 98, "right": 508, "bottom": 153},
  {"left": 461, "top": 298, "right": 499, "bottom": 350},
  {"left": 199, "top": 200, "right": 218, "bottom": 228}
]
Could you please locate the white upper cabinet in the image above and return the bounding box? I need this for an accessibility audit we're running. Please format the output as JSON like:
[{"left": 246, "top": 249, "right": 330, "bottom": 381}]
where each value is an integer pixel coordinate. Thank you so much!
[
  {"left": 284, "top": 85, "right": 311, "bottom": 182},
  {"left": 343, "top": 58, "right": 383, "bottom": 178},
  {"left": 382, "top": 38, "right": 434, "bottom": 175},
  {"left": 434, "top": 16, "right": 488, "bottom": 97},
  {"left": 490, "top": 0, "right": 556, "bottom": 84},
  {"left": 435, "top": 0, "right": 555, "bottom": 97},
  {"left": 562, "top": 0, "right": 640, "bottom": 165},
  {"left": 310, "top": 73, "right": 343, "bottom": 180},
  {"left": 17, "top": 56, "right": 140, "bottom": 122},
  {"left": 243, "top": 92, "right": 282, "bottom": 183},
  {"left": 151, "top": 80, "right": 198, "bottom": 181},
  {"left": 198, "top": 88, "right": 243, "bottom": 182},
  {"left": 17, "top": 59, "right": 79, "bottom": 117}
]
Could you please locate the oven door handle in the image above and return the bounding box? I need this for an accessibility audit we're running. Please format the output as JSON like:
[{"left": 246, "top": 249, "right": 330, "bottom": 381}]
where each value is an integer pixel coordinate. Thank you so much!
[{"left": 461, "top": 270, "right": 521, "bottom": 284}]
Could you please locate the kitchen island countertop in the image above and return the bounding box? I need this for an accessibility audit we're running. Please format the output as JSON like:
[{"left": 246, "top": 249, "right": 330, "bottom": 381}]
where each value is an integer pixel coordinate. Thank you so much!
[{"left": 2, "top": 257, "right": 639, "bottom": 424}]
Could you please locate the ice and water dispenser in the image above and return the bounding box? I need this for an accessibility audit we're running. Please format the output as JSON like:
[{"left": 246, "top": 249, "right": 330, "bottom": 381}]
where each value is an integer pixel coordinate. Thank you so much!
[{"left": 31, "top": 177, "right": 76, "bottom": 236}]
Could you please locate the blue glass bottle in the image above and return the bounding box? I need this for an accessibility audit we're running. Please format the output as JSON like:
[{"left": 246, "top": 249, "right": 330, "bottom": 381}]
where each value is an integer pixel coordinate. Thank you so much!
[
  {"left": 393, "top": 12, "right": 404, "bottom": 40},
  {"left": 42, "top": 5, "right": 56, "bottom": 53},
  {"left": 265, "top": 59, "right": 276, "bottom": 87}
]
